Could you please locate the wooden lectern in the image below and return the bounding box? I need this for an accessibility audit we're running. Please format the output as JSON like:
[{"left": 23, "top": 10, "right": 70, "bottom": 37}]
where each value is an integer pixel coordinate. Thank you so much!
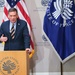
[{"left": 0, "top": 51, "right": 29, "bottom": 75}]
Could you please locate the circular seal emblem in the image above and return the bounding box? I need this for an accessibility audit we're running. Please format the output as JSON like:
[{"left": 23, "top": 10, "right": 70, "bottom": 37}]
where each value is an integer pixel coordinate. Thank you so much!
[
  {"left": 41, "top": 0, "right": 49, "bottom": 6},
  {"left": 0, "top": 57, "right": 19, "bottom": 75},
  {"left": 46, "top": 0, "right": 74, "bottom": 27},
  {"left": 0, "top": 0, "right": 5, "bottom": 7}
]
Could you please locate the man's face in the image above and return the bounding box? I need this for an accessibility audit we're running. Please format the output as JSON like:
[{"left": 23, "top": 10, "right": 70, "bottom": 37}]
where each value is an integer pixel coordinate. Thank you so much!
[{"left": 8, "top": 11, "right": 18, "bottom": 23}]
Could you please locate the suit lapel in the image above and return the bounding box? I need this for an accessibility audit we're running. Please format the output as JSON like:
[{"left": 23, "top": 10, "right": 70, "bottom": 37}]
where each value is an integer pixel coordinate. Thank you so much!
[{"left": 15, "top": 19, "right": 20, "bottom": 38}]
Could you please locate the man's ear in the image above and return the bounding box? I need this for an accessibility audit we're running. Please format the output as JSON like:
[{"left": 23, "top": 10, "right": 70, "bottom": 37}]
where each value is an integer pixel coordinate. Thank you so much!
[{"left": 17, "top": 15, "right": 19, "bottom": 18}]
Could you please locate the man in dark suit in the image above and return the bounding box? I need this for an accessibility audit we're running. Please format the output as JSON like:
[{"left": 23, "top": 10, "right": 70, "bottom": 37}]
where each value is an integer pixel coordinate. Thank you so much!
[{"left": 0, "top": 8, "right": 31, "bottom": 53}]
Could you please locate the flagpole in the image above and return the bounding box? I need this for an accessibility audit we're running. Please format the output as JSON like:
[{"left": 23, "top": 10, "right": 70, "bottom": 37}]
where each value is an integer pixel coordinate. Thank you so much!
[{"left": 60, "top": 62, "right": 63, "bottom": 75}]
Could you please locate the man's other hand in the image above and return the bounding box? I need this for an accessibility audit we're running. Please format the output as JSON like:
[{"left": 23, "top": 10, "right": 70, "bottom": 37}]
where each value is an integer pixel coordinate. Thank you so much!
[
  {"left": 0, "top": 34, "right": 8, "bottom": 42},
  {"left": 26, "top": 48, "right": 31, "bottom": 54}
]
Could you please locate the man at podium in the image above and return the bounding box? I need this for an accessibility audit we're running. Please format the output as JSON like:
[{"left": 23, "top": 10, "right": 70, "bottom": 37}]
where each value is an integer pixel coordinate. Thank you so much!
[{"left": 0, "top": 8, "right": 31, "bottom": 53}]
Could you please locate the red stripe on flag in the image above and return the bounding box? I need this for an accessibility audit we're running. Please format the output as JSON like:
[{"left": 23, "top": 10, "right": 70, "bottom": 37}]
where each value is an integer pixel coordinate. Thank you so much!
[
  {"left": 17, "top": 2, "right": 32, "bottom": 30},
  {"left": 30, "top": 38, "right": 34, "bottom": 49},
  {"left": 4, "top": 7, "right": 8, "bottom": 18}
]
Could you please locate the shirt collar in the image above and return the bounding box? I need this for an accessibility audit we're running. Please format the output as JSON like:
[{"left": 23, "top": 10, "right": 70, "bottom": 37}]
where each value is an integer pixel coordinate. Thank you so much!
[{"left": 10, "top": 21, "right": 17, "bottom": 25}]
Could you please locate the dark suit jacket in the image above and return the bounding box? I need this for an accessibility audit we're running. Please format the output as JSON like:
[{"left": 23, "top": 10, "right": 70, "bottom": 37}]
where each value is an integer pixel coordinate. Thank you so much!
[{"left": 0, "top": 19, "right": 30, "bottom": 50}]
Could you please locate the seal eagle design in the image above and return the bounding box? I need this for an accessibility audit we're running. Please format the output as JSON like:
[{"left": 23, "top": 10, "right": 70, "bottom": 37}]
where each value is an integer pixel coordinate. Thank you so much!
[{"left": 52, "top": 0, "right": 73, "bottom": 26}]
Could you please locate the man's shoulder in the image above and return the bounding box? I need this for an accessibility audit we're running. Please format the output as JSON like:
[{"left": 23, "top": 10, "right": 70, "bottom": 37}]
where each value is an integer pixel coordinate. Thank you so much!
[
  {"left": 1, "top": 20, "right": 9, "bottom": 26},
  {"left": 17, "top": 19, "right": 26, "bottom": 24},
  {"left": 2, "top": 20, "right": 9, "bottom": 24}
]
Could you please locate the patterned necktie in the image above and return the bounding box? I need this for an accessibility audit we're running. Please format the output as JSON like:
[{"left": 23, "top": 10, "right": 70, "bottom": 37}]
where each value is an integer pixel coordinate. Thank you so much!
[{"left": 10, "top": 24, "right": 15, "bottom": 39}]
